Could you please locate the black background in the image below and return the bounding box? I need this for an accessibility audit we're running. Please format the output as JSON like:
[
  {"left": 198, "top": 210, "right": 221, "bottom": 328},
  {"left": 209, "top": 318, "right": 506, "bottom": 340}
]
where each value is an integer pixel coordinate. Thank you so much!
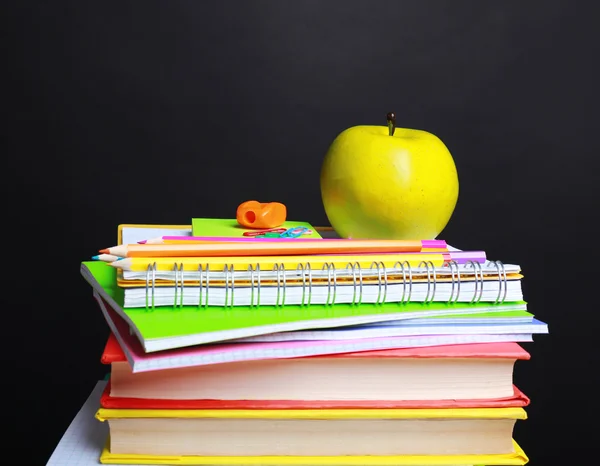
[{"left": 5, "top": 1, "right": 600, "bottom": 464}]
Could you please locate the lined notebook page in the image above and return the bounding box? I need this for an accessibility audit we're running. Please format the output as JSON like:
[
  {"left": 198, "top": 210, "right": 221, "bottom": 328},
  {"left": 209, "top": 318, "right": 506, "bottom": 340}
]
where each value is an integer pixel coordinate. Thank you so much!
[{"left": 46, "top": 380, "right": 153, "bottom": 466}]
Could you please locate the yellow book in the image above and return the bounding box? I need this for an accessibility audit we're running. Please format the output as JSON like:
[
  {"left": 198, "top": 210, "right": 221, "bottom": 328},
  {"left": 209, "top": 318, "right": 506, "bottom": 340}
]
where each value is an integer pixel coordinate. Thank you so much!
[
  {"left": 99, "top": 439, "right": 528, "bottom": 465},
  {"left": 96, "top": 407, "right": 527, "bottom": 420},
  {"left": 96, "top": 407, "right": 527, "bottom": 460}
]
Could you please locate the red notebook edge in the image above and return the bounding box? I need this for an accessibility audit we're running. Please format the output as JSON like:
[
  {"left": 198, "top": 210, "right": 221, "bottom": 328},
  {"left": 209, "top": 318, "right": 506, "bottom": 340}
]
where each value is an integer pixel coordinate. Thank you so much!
[
  {"left": 99, "top": 379, "right": 530, "bottom": 410},
  {"left": 101, "top": 332, "right": 127, "bottom": 364}
]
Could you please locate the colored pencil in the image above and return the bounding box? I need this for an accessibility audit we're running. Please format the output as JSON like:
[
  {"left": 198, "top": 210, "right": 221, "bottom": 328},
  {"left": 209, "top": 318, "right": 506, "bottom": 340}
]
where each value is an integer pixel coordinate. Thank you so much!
[
  {"left": 138, "top": 235, "right": 325, "bottom": 244},
  {"left": 91, "top": 253, "right": 123, "bottom": 262},
  {"left": 99, "top": 239, "right": 448, "bottom": 258},
  {"left": 110, "top": 253, "right": 449, "bottom": 272},
  {"left": 310, "top": 250, "right": 487, "bottom": 264}
]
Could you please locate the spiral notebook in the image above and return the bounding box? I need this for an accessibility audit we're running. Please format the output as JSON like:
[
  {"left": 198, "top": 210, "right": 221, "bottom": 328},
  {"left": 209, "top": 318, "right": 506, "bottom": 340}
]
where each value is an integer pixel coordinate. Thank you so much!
[
  {"left": 112, "top": 223, "right": 515, "bottom": 310},
  {"left": 111, "top": 254, "right": 520, "bottom": 307},
  {"left": 81, "top": 261, "right": 528, "bottom": 353},
  {"left": 110, "top": 223, "right": 516, "bottom": 309}
]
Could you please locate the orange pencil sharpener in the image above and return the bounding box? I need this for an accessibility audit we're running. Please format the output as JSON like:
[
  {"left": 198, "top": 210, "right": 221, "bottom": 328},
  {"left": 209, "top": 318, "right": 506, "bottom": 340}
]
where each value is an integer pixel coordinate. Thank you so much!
[{"left": 236, "top": 200, "right": 287, "bottom": 229}]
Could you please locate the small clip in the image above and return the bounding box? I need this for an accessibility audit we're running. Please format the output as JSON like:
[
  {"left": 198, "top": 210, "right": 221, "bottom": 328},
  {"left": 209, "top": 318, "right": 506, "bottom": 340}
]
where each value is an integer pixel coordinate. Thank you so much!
[
  {"left": 243, "top": 228, "right": 286, "bottom": 237},
  {"left": 280, "top": 226, "right": 310, "bottom": 238}
]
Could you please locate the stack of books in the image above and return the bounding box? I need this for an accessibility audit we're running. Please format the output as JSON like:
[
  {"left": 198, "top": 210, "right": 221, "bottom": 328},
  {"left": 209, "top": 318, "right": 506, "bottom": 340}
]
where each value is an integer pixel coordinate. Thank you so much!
[{"left": 74, "top": 219, "right": 548, "bottom": 465}]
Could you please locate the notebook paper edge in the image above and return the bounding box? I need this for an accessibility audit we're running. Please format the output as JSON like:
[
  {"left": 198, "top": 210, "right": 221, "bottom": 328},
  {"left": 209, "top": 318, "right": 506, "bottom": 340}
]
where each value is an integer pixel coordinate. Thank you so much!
[{"left": 97, "top": 295, "right": 533, "bottom": 372}]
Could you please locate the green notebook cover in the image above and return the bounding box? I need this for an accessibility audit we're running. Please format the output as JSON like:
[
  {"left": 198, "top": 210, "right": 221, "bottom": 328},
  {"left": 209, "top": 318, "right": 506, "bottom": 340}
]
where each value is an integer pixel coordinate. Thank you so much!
[
  {"left": 191, "top": 218, "right": 322, "bottom": 238},
  {"left": 81, "top": 261, "right": 528, "bottom": 352}
]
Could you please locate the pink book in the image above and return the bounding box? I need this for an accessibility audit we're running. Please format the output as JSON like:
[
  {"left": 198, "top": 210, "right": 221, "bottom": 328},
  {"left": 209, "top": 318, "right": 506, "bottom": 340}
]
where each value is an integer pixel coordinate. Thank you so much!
[{"left": 99, "top": 311, "right": 530, "bottom": 409}]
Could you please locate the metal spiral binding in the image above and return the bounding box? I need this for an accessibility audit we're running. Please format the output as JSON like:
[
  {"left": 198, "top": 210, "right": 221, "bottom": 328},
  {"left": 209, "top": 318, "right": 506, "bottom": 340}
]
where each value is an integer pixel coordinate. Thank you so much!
[
  {"left": 345, "top": 262, "right": 363, "bottom": 305},
  {"left": 224, "top": 265, "right": 235, "bottom": 307},
  {"left": 418, "top": 260, "right": 437, "bottom": 304},
  {"left": 173, "top": 262, "right": 184, "bottom": 308},
  {"left": 492, "top": 260, "right": 508, "bottom": 304},
  {"left": 140, "top": 258, "right": 511, "bottom": 309},
  {"left": 204, "top": 264, "right": 211, "bottom": 307},
  {"left": 145, "top": 262, "right": 157, "bottom": 310},
  {"left": 322, "top": 263, "right": 337, "bottom": 305},
  {"left": 393, "top": 261, "right": 413, "bottom": 304},
  {"left": 196, "top": 264, "right": 203, "bottom": 308},
  {"left": 295, "top": 263, "right": 305, "bottom": 306},
  {"left": 446, "top": 260, "right": 461, "bottom": 304},
  {"left": 273, "top": 263, "right": 286, "bottom": 307},
  {"left": 247, "top": 264, "right": 261, "bottom": 307},
  {"left": 466, "top": 260, "right": 484, "bottom": 303},
  {"left": 195, "top": 264, "right": 210, "bottom": 308},
  {"left": 369, "top": 262, "right": 387, "bottom": 305}
]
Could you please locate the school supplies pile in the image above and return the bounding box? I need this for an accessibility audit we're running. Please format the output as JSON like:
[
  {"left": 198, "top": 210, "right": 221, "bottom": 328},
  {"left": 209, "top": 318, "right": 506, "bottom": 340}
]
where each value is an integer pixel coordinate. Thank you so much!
[{"left": 78, "top": 219, "right": 547, "bottom": 464}]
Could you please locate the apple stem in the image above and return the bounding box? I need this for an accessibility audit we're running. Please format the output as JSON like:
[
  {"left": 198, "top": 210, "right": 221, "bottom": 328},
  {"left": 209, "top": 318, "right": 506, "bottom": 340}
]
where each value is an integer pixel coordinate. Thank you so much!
[{"left": 386, "top": 112, "right": 396, "bottom": 136}]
